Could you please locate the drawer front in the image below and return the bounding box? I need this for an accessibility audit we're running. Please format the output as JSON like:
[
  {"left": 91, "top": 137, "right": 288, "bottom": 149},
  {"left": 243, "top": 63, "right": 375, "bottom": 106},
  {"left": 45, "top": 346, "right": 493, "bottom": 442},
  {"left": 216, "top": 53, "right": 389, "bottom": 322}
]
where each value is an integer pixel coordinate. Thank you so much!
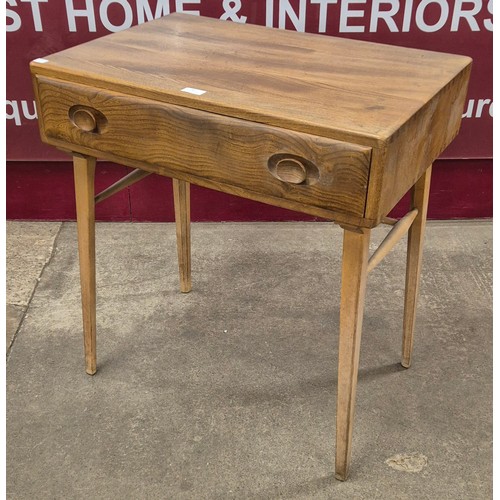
[{"left": 36, "top": 76, "right": 371, "bottom": 217}]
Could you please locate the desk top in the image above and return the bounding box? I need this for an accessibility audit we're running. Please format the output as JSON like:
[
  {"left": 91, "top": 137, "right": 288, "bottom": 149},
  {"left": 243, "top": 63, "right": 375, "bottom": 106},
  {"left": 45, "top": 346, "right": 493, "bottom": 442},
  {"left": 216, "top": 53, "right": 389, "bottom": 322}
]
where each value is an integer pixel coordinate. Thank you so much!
[
  {"left": 31, "top": 13, "right": 471, "bottom": 148},
  {"left": 31, "top": 14, "right": 472, "bottom": 225}
]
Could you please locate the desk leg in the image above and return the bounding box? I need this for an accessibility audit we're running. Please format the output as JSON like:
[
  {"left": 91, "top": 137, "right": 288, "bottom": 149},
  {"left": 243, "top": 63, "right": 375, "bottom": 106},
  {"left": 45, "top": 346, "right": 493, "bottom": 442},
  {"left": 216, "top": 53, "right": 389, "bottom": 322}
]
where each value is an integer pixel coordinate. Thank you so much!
[
  {"left": 402, "top": 166, "right": 432, "bottom": 368},
  {"left": 172, "top": 179, "right": 191, "bottom": 293},
  {"left": 73, "top": 154, "right": 97, "bottom": 375},
  {"left": 335, "top": 227, "right": 370, "bottom": 481}
]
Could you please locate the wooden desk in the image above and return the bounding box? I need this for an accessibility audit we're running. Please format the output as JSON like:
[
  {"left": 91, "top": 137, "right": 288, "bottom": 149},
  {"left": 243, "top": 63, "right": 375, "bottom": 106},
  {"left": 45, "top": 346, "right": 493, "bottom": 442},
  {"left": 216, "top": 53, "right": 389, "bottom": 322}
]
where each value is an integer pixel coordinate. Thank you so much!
[{"left": 30, "top": 14, "right": 471, "bottom": 480}]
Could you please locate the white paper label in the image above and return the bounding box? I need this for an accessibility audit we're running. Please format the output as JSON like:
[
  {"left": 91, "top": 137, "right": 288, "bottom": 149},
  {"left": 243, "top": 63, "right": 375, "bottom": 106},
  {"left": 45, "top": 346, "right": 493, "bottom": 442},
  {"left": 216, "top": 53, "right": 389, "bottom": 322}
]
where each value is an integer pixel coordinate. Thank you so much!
[{"left": 181, "top": 87, "right": 206, "bottom": 96}]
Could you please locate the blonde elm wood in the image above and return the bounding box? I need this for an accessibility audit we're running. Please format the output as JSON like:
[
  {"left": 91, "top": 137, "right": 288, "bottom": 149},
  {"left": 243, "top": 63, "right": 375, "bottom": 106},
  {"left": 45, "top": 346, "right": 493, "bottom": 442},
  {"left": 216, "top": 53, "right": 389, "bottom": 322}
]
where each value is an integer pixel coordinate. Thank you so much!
[
  {"left": 28, "top": 14, "right": 473, "bottom": 481},
  {"left": 381, "top": 216, "right": 398, "bottom": 226},
  {"left": 336, "top": 227, "right": 371, "bottom": 481},
  {"left": 29, "top": 14, "right": 471, "bottom": 150},
  {"left": 402, "top": 166, "right": 432, "bottom": 368},
  {"left": 35, "top": 76, "right": 371, "bottom": 220},
  {"left": 73, "top": 154, "right": 97, "bottom": 375},
  {"left": 274, "top": 158, "right": 307, "bottom": 184},
  {"left": 30, "top": 14, "right": 471, "bottom": 227},
  {"left": 172, "top": 179, "right": 191, "bottom": 293},
  {"left": 94, "top": 168, "right": 151, "bottom": 204},
  {"left": 32, "top": 128, "right": 375, "bottom": 227},
  {"left": 72, "top": 108, "right": 97, "bottom": 132},
  {"left": 364, "top": 64, "right": 471, "bottom": 224},
  {"left": 366, "top": 208, "right": 418, "bottom": 273}
]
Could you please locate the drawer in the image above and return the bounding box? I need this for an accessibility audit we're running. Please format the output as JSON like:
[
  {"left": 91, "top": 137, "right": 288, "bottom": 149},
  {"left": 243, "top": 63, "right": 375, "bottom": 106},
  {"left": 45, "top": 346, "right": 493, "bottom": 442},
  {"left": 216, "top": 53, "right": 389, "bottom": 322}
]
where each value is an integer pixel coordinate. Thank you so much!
[{"left": 35, "top": 76, "right": 371, "bottom": 217}]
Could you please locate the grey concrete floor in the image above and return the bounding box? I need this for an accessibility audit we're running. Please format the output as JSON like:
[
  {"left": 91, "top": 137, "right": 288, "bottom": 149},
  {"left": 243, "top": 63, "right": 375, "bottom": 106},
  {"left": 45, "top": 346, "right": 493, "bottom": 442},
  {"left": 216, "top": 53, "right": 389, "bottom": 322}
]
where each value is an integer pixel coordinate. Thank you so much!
[
  {"left": 6, "top": 221, "right": 492, "bottom": 499},
  {"left": 6, "top": 222, "right": 61, "bottom": 351}
]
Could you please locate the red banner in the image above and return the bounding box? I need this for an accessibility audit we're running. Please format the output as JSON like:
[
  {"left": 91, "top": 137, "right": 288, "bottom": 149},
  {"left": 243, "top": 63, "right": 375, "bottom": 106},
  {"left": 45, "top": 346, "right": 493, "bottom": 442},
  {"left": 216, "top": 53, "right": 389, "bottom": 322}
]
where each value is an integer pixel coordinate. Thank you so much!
[{"left": 7, "top": 0, "right": 492, "bottom": 161}]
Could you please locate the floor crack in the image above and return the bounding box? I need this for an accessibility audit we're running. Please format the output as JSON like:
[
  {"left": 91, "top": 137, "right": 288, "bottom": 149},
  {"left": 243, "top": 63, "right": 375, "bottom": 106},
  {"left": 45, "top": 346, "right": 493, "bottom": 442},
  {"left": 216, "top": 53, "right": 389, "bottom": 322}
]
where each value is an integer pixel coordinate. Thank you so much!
[{"left": 6, "top": 222, "right": 64, "bottom": 361}]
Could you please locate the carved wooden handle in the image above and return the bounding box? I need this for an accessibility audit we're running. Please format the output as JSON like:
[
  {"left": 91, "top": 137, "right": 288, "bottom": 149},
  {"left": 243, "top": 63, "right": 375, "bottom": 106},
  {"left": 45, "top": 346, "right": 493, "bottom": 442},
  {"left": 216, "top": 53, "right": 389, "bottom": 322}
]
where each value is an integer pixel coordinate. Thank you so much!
[
  {"left": 69, "top": 105, "right": 109, "bottom": 133},
  {"left": 275, "top": 158, "right": 307, "bottom": 184},
  {"left": 72, "top": 108, "right": 97, "bottom": 132},
  {"left": 267, "top": 154, "right": 319, "bottom": 186}
]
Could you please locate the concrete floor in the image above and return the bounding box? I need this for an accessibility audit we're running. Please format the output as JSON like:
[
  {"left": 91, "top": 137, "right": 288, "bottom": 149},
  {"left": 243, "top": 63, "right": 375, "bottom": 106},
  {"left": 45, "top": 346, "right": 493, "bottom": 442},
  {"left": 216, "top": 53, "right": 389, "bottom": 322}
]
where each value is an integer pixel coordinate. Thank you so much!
[{"left": 6, "top": 220, "right": 492, "bottom": 499}]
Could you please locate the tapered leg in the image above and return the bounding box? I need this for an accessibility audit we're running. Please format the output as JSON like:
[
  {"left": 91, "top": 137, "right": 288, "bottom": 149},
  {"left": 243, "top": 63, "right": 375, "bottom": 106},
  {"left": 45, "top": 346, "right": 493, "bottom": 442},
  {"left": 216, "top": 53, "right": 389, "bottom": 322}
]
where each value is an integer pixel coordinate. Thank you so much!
[
  {"left": 73, "top": 154, "right": 97, "bottom": 375},
  {"left": 335, "top": 227, "right": 370, "bottom": 481},
  {"left": 172, "top": 178, "right": 191, "bottom": 293},
  {"left": 401, "top": 166, "right": 432, "bottom": 368}
]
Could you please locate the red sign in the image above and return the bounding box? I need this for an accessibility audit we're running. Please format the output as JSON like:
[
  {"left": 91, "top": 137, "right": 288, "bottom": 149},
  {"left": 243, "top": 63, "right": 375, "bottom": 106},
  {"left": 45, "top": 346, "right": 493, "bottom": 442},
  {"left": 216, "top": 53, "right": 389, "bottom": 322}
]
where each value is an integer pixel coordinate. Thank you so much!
[{"left": 7, "top": 0, "right": 492, "bottom": 161}]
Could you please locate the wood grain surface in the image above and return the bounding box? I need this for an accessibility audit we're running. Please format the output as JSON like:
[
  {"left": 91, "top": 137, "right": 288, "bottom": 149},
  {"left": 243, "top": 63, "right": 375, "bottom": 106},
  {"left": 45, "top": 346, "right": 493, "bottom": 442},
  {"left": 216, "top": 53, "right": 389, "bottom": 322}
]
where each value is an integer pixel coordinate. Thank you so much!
[
  {"left": 336, "top": 226, "right": 371, "bottom": 481},
  {"left": 36, "top": 76, "right": 371, "bottom": 219},
  {"left": 73, "top": 154, "right": 97, "bottom": 375},
  {"left": 30, "top": 13, "right": 471, "bottom": 224},
  {"left": 172, "top": 178, "right": 191, "bottom": 293},
  {"left": 29, "top": 15, "right": 473, "bottom": 481},
  {"left": 402, "top": 166, "right": 432, "bottom": 368},
  {"left": 30, "top": 14, "right": 471, "bottom": 147},
  {"left": 365, "top": 64, "right": 472, "bottom": 221}
]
